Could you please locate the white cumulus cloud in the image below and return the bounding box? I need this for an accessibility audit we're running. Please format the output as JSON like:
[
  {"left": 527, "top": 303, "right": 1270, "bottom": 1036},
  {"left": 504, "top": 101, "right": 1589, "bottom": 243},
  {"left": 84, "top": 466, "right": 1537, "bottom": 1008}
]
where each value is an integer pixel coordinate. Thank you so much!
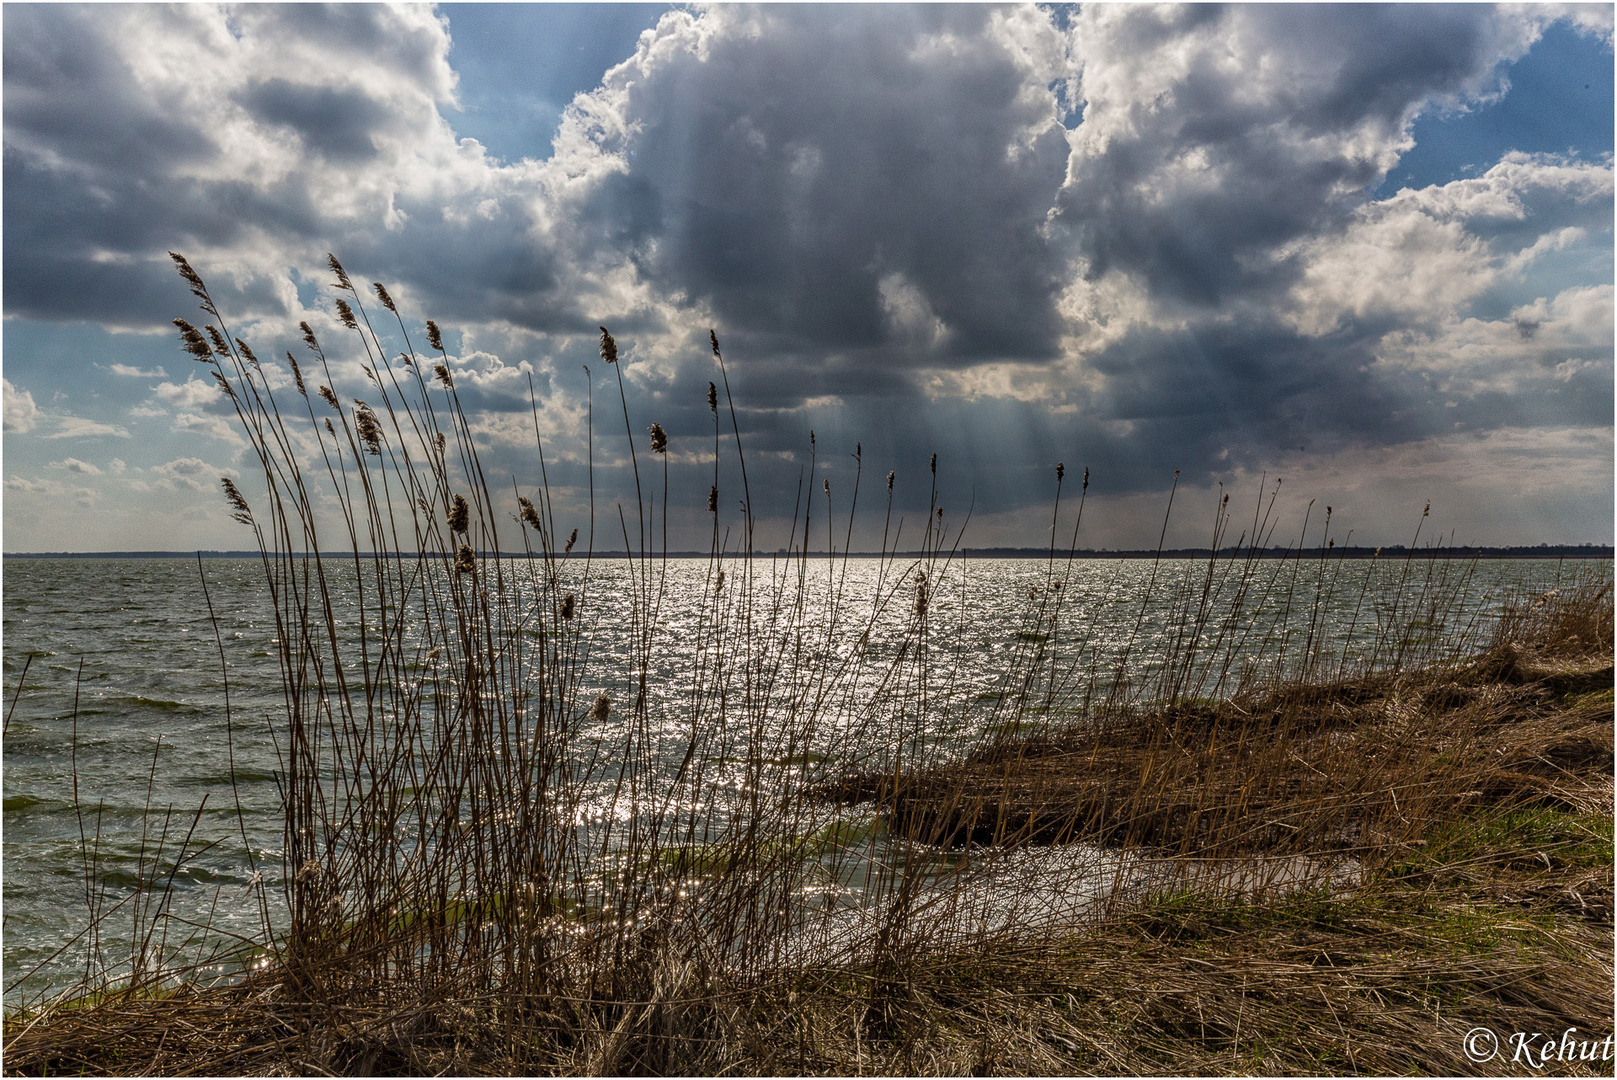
[
  {"left": 4, "top": 378, "right": 41, "bottom": 432},
  {"left": 48, "top": 457, "right": 103, "bottom": 475}
]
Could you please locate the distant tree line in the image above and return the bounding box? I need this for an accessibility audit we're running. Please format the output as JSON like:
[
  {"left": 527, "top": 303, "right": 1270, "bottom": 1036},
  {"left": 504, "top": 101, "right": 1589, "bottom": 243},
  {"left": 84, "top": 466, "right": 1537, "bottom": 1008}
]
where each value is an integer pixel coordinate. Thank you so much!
[{"left": 10, "top": 544, "right": 1613, "bottom": 560}]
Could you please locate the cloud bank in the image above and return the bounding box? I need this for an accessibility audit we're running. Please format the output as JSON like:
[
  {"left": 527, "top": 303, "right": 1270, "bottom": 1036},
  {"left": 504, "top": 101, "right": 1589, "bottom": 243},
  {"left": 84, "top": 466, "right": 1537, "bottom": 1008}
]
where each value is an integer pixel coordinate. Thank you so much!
[{"left": 4, "top": 3, "right": 1611, "bottom": 550}]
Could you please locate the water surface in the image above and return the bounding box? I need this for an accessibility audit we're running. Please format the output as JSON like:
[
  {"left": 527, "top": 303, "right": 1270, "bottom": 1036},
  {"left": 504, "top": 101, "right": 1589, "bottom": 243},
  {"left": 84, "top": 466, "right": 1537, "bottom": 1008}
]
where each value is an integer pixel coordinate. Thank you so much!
[{"left": 2, "top": 554, "right": 1594, "bottom": 1002}]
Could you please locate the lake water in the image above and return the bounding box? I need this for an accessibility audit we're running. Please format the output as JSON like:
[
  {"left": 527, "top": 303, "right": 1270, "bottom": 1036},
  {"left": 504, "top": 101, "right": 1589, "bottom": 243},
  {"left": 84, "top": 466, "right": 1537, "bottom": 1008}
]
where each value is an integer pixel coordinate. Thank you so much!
[{"left": 2, "top": 553, "right": 1599, "bottom": 1003}]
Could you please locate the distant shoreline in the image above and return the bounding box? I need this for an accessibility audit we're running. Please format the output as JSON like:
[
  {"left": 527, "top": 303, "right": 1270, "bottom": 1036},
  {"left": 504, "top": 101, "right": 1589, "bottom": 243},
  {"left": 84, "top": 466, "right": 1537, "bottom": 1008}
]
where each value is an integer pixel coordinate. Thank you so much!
[{"left": 6, "top": 545, "right": 1613, "bottom": 560}]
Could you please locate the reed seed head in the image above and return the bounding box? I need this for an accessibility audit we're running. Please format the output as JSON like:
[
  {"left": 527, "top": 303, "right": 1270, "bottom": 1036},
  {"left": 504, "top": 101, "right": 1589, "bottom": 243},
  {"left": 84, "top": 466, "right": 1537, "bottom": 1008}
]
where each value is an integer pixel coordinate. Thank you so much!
[
  {"left": 709, "top": 329, "right": 720, "bottom": 356},
  {"left": 565, "top": 527, "right": 578, "bottom": 554},
  {"left": 809, "top": 430, "right": 815, "bottom": 448},
  {"left": 173, "top": 319, "right": 214, "bottom": 362},
  {"left": 914, "top": 569, "right": 928, "bottom": 617},
  {"left": 204, "top": 324, "right": 229, "bottom": 357},
  {"left": 221, "top": 477, "right": 253, "bottom": 525},
  {"left": 887, "top": 471, "right": 894, "bottom": 491},
  {"left": 168, "top": 251, "right": 199, "bottom": 283},
  {"left": 716, "top": 568, "right": 725, "bottom": 590},
  {"left": 561, "top": 593, "right": 575, "bottom": 620},
  {"left": 708, "top": 485, "right": 718, "bottom": 512},
  {"left": 449, "top": 494, "right": 470, "bottom": 534},
  {"left": 355, "top": 405, "right": 382, "bottom": 454},
  {"left": 168, "top": 252, "right": 216, "bottom": 314},
  {"left": 707, "top": 381, "right": 718, "bottom": 413},
  {"left": 455, "top": 543, "right": 476, "bottom": 575},
  {"left": 334, "top": 298, "right": 357, "bottom": 330},
  {"left": 599, "top": 327, "right": 618, "bottom": 364},
  {"left": 823, "top": 478, "right": 830, "bottom": 496},
  {"left": 435, "top": 431, "right": 446, "bottom": 452},
  {"left": 373, "top": 282, "right": 396, "bottom": 313},
  {"left": 211, "top": 371, "right": 234, "bottom": 399},
  {"left": 649, "top": 422, "right": 668, "bottom": 454},
  {"left": 518, "top": 496, "right": 541, "bottom": 531},
  {"left": 318, "top": 385, "right": 339, "bottom": 410},
  {"left": 930, "top": 452, "right": 937, "bottom": 475},
  {"left": 285, "top": 352, "right": 307, "bottom": 396},
  {"left": 426, "top": 319, "right": 444, "bottom": 352},
  {"left": 1083, "top": 466, "right": 1089, "bottom": 490},
  {"left": 1423, "top": 501, "right": 1430, "bottom": 518},
  {"left": 854, "top": 442, "right": 861, "bottom": 462},
  {"left": 589, "top": 693, "right": 611, "bottom": 724},
  {"left": 435, "top": 364, "right": 454, "bottom": 389},
  {"left": 326, "top": 254, "right": 352, "bottom": 292},
  {"left": 324, "top": 418, "right": 336, "bottom": 436},
  {"left": 235, "top": 339, "right": 259, "bottom": 368},
  {"left": 1057, "top": 461, "right": 1064, "bottom": 482},
  {"left": 300, "top": 321, "right": 321, "bottom": 355}
]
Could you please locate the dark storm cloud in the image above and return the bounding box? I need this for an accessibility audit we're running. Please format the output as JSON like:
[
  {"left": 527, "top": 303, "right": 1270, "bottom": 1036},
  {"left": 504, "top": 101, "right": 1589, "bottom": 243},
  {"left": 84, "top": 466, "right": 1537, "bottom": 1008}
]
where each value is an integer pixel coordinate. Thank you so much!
[
  {"left": 1, "top": 3, "right": 603, "bottom": 340},
  {"left": 2, "top": 3, "right": 462, "bottom": 325},
  {"left": 3, "top": 7, "right": 214, "bottom": 177},
  {"left": 235, "top": 80, "right": 392, "bottom": 162},
  {"left": 570, "top": 4, "right": 1074, "bottom": 363},
  {"left": 1088, "top": 322, "right": 1411, "bottom": 464},
  {"left": 1273, "top": 7, "right": 1506, "bottom": 133},
  {"left": 3, "top": 4, "right": 232, "bottom": 323},
  {"left": 323, "top": 197, "right": 580, "bottom": 334},
  {"left": 1057, "top": 4, "right": 1538, "bottom": 309},
  {"left": 3, "top": 156, "right": 330, "bottom": 324}
]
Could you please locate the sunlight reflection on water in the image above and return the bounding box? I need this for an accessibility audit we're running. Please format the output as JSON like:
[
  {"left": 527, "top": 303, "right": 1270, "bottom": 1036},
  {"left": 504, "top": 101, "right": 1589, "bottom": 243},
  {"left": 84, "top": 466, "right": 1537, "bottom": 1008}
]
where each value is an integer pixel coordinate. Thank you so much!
[{"left": 2, "top": 555, "right": 1595, "bottom": 999}]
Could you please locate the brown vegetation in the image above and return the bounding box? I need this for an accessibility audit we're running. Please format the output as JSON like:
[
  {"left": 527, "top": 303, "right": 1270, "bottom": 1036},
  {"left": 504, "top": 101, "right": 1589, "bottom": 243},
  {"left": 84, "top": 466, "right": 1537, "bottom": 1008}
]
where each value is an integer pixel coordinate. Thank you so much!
[{"left": 831, "top": 576, "right": 1613, "bottom": 873}]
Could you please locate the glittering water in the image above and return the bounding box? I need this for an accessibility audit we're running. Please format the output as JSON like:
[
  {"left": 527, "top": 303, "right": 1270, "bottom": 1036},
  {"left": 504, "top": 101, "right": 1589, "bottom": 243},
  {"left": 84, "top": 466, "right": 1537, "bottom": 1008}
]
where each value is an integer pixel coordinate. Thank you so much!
[{"left": 1, "top": 554, "right": 1593, "bottom": 1002}]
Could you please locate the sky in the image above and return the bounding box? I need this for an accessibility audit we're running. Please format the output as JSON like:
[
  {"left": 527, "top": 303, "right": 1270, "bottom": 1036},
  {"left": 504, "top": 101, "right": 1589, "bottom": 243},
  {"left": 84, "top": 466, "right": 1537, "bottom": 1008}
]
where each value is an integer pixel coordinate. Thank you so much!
[{"left": 3, "top": 2, "right": 1613, "bottom": 553}]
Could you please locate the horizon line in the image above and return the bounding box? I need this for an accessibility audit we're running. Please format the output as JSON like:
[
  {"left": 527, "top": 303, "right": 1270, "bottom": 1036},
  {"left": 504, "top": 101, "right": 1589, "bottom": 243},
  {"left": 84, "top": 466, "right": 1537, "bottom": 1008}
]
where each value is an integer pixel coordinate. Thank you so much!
[{"left": 6, "top": 544, "right": 1613, "bottom": 561}]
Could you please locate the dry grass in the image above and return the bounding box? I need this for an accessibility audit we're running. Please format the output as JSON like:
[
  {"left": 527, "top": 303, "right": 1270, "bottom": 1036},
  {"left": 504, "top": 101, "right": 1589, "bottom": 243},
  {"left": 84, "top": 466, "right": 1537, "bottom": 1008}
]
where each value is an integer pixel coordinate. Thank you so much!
[
  {"left": 825, "top": 574, "right": 1612, "bottom": 860},
  {"left": 832, "top": 644, "right": 1611, "bottom": 864},
  {"left": 7, "top": 879, "right": 1611, "bottom": 1076}
]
